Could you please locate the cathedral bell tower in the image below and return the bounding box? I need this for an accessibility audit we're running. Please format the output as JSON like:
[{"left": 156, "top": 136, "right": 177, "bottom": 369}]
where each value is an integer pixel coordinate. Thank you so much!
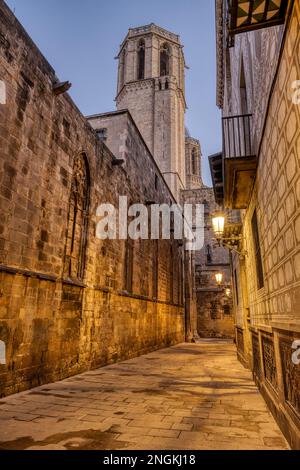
[{"left": 116, "top": 24, "right": 187, "bottom": 201}]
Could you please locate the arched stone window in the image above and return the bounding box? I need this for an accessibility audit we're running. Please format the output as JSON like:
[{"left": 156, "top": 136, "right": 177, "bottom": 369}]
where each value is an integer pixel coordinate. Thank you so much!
[
  {"left": 137, "top": 39, "right": 145, "bottom": 80},
  {"left": 65, "top": 153, "right": 90, "bottom": 281},
  {"left": 160, "top": 43, "right": 170, "bottom": 77},
  {"left": 192, "top": 148, "right": 197, "bottom": 174}
]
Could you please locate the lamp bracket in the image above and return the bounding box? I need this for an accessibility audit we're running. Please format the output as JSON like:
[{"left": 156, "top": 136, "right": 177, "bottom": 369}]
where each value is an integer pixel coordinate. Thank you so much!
[{"left": 213, "top": 238, "right": 247, "bottom": 259}]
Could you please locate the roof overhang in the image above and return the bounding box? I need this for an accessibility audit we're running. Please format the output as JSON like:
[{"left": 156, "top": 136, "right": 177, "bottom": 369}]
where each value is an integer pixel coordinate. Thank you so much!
[
  {"left": 228, "top": 0, "right": 289, "bottom": 35},
  {"left": 209, "top": 152, "right": 224, "bottom": 206}
]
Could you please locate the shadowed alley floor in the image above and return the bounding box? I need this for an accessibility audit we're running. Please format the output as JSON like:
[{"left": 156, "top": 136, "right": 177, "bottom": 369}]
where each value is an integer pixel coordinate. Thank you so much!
[{"left": 0, "top": 341, "right": 289, "bottom": 450}]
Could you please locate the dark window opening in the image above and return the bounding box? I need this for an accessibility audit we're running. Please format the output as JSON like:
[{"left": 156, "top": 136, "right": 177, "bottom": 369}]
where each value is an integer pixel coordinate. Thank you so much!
[
  {"left": 192, "top": 148, "right": 197, "bottom": 174},
  {"left": 160, "top": 43, "right": 170, "bottom": 77},
  {"left": 223, "top": 305, "right": 231, "bottom": 316},
  {"left": 137, "top": 40, "right": 145, "bottom": 80},
  {"left": 206, "top": 244, "right": 212, "bottom": 265},
  {"left": 155, "top": 174, "right": 158, "bottom": 190},
  {"left": 165, "top": 79, "right": 169, "bottom": 90},
  {"left": 251, "top": 209, "right": 264, "bottom": 290},
  {"left": 96, "top": 128, "right": 107, "bottom": 142}
]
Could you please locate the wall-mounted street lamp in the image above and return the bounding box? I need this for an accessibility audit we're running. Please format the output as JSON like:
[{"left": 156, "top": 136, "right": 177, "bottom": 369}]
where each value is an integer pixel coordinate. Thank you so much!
[
  {"left": 211, "top": 213, "right": 247, "bottom": 258},
  {"left": 215, "top": 272, "right": 223, "bottom": 286},
  {"left": 212, "top": 216, "right": 225, "bottom": 240}
]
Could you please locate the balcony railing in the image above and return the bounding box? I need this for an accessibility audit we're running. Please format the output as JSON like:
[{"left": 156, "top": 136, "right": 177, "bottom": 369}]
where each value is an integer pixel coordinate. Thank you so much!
[
  {"left": 221, "top": 114, "right": 257, "bottom": 209},
  {"left": 222, "top": 114, "right": 254, "bottom": 159}
]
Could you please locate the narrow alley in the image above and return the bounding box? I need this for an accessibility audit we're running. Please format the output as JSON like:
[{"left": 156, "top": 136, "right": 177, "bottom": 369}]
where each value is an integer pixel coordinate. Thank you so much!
[{"left": 0, "top": 341, "right": 289, "bottom": 450}]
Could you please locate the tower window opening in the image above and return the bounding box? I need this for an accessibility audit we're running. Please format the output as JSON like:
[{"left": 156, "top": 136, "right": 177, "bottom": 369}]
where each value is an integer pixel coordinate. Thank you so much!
[
  {"left": 165, "top": 79, "right": 169, "bottom": 90},
  {"left": 96, "top": 128, "right": 107, "bottom": 142},
  {"left": 192, "top": 148, "right": 197, "bottom": 174},
  {"left": 160, "top": 43, "right": 170, "bottom": 77},
  {"left": 137, "top": 39, "right": 145, "bottom": 80}
]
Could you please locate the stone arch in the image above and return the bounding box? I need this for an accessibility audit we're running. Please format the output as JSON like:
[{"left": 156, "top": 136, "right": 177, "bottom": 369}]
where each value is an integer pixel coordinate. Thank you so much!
[
  {"left": 64, "top": 152, "right": 90, "bottom": 281},
  {"left": 160, "top": 43, "right": 170, "bottom": 77}
]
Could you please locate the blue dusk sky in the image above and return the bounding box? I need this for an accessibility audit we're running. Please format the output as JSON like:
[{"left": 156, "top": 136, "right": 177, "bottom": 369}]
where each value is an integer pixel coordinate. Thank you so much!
[{"left": 5, "top": 0, "right": 221, "bottom": 186}]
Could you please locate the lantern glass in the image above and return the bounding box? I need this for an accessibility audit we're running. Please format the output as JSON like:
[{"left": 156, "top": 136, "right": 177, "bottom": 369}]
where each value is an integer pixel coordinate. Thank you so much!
[
  {"left": 215, "top": 273, "right": 223, "bottom": 286},
  {"left": 212, "top": 215, "right": 225, "bottom": 239},
  {"left": 225, "top": 288, "right": 231, "bottom": 297}
]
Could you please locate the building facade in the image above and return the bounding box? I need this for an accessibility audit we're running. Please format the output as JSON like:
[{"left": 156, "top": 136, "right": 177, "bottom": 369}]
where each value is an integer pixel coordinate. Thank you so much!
[
  {"left": 213, "top": 0, "right": 300, "bottom": 449},
  {"left": 183, "top": 135, "right": 234, "bottom": 339},
  {"left": 0, "top": 1, "right": 195, "bottom": 397}
]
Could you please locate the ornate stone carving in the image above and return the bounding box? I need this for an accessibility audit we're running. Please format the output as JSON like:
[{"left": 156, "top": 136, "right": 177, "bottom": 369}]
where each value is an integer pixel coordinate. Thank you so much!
[
  {"left": 262, "top": 334, "right": 278, "bottom": 392},
  {"left": 280, "top": 338, "right": 300, "bottom": 419}
]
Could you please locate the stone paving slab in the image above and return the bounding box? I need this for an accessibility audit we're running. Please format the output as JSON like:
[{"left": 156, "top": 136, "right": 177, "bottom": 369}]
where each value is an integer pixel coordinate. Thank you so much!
[{"left": 0, "top": 341, "right": 289, "bottom": 450}]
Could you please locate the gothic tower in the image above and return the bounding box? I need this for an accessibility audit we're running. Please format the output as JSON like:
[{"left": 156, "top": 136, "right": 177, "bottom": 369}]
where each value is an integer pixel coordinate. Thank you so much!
[
  {"left": 185, "top": 130, "right": 203, "bottom": 189},
  {"left": 116, "top": 24, "right": 187, "bottom": 201}
]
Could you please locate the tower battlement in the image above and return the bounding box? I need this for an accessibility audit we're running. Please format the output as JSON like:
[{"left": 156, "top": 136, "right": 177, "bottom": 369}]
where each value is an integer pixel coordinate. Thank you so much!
[{"left": 127, "top": 23, "right": 180, "bottom": 43}]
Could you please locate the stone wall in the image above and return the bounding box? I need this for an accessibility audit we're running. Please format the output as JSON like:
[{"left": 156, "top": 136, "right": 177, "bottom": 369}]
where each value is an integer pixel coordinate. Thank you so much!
[{"left": 0, "top": 0, "right": 185, "bottom": 397}]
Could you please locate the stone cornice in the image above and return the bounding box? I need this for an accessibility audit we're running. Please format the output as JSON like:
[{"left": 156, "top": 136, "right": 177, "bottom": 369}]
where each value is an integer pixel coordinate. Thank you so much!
[{"left": 116, "top": 23, "right": 183, "bottom": 60}]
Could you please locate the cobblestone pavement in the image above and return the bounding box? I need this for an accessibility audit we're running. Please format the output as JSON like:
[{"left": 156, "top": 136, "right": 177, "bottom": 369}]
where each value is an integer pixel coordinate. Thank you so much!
[{"left": 0, "top": 341, "right": 289, "bottom": 450}]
